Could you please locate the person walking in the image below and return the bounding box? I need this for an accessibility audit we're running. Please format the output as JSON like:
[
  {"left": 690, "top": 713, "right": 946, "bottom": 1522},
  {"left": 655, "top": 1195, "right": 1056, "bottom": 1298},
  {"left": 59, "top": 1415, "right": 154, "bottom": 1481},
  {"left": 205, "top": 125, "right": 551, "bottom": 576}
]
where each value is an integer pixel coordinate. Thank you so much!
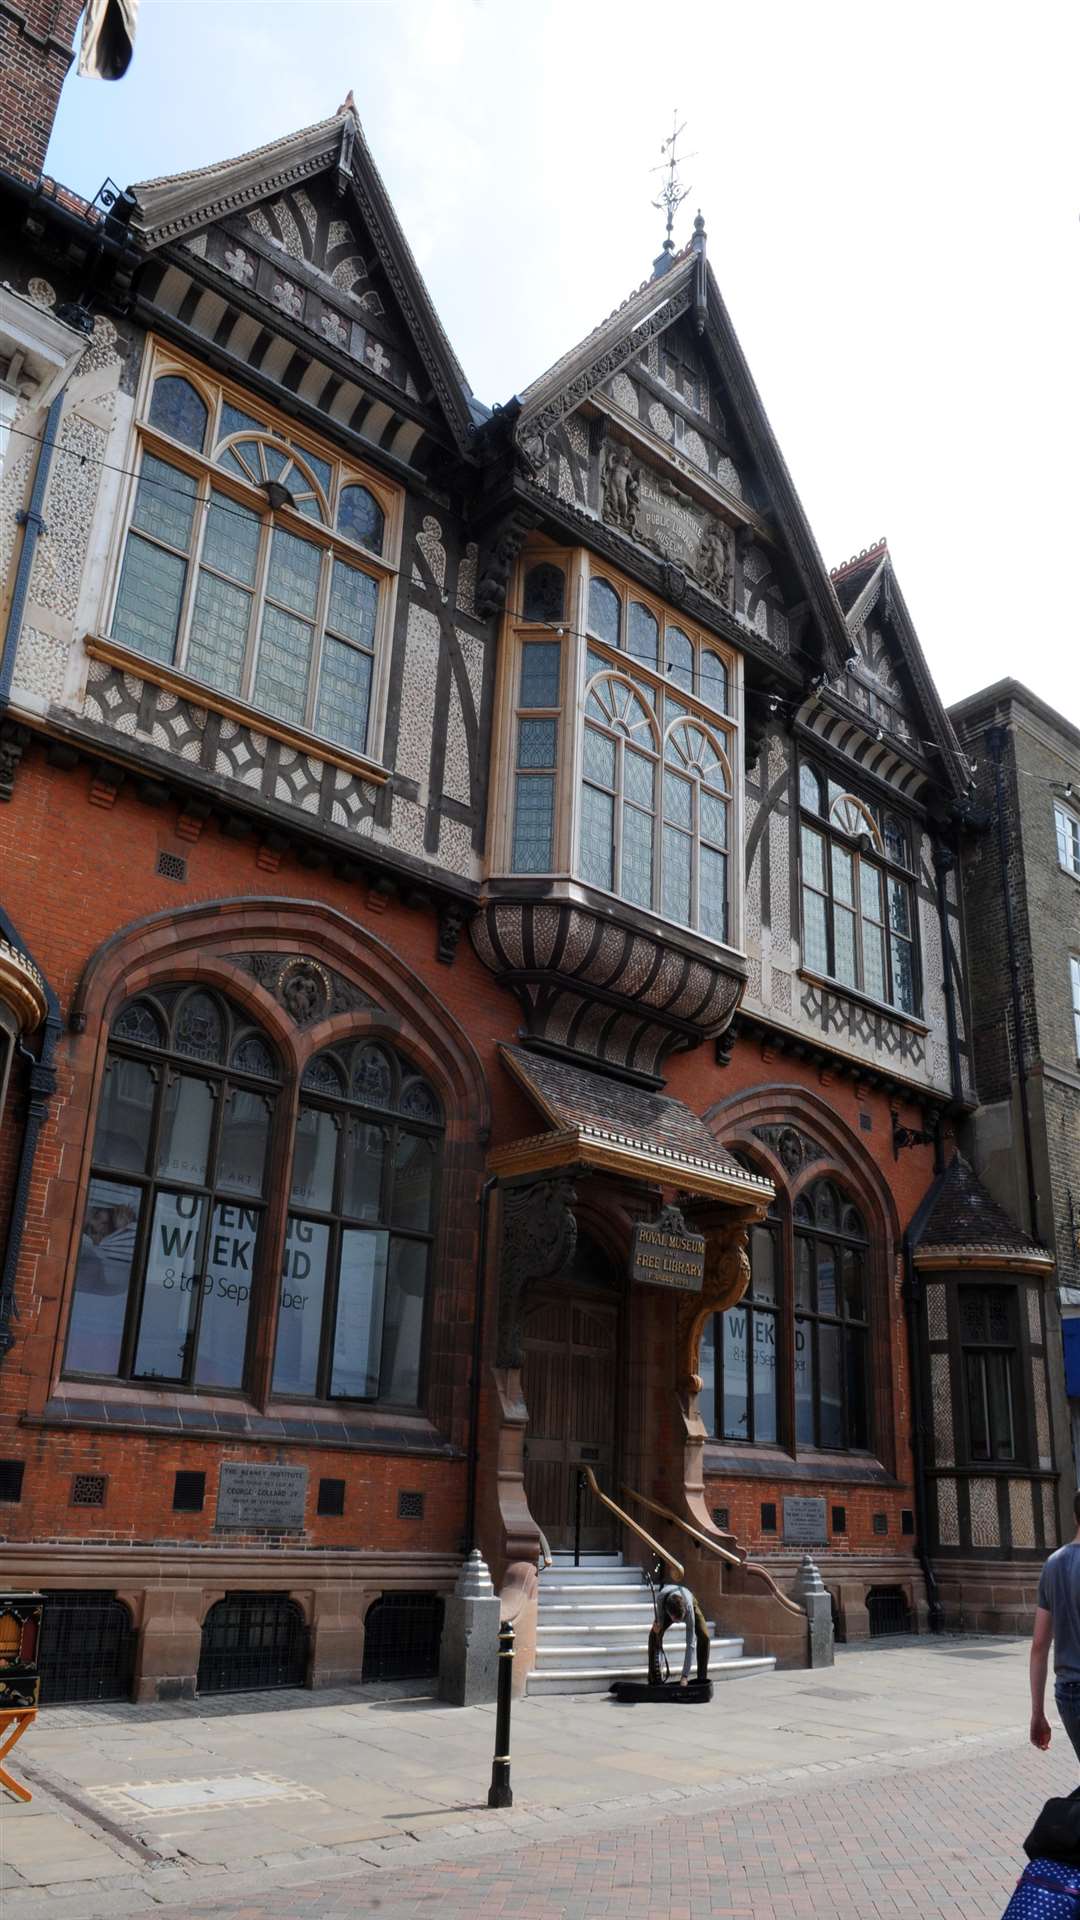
[{"left": 1031, "top": 1491, "right": 1080, "bottom": 1761}]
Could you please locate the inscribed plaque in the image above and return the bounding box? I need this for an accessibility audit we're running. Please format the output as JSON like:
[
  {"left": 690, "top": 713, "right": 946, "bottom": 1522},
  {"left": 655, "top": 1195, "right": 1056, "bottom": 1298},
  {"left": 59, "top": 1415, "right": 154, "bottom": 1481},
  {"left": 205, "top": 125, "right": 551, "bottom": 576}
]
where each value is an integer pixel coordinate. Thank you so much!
[
  {"left": 783, "top": 1495, "right": 828, "bottom": 1545},
  {"left": 215, "top": 1463, "right": 309, "bottom": 1531}
]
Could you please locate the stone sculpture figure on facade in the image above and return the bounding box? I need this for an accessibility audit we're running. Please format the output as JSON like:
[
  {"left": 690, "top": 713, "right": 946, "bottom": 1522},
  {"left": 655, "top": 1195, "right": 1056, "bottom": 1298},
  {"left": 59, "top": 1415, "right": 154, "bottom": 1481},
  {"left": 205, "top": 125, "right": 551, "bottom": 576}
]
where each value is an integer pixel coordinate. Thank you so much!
[{"left": 601, "top": 440, "right": 640, "bottom": 534}]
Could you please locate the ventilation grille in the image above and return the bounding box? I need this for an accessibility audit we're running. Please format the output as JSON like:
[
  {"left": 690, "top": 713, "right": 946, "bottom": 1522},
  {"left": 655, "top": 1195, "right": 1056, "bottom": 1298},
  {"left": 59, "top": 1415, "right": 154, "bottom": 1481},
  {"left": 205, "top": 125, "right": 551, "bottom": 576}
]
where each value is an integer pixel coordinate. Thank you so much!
[
  {"left": 71, "top": 1474, "right": 107, "bottom": 1508},
  {"left": 711, "top": 1506, "right": 729, "bottom": 1532},
  {"left": 832, "top": 1504, "right": 846, "bottom": 1534},
  {"left": 872, "top": 1511, "right": 889, "bottom": 1535},
  {"left": 173, "top": 1471, "right": 205, "bottom": 1513},
  {"left": 0, "top": 1460, "right": 24, "bottom": 1503},
  {"left": 397, "top": 1490, "right": 424, "bottom": 1520},
  {"left": 760, "top": 1501, "right": 777, "bottom": 1533},
  {"left": 156, "top": 850, "right": 187, "bottom": 882},
  {"left": 318, "top": 1478, "right": 346, "bottom": 1517}
]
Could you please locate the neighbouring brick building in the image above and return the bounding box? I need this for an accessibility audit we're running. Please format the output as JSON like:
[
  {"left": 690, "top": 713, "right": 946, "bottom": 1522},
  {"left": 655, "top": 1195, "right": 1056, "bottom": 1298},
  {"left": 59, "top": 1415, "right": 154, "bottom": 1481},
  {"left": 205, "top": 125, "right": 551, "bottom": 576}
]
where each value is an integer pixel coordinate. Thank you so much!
[
  {"left": 950, "top": 679, "right": 1080, "bottom": 1524},
  {"left": 0, "top": 2, "right": 1063, "bottom": 1703}
]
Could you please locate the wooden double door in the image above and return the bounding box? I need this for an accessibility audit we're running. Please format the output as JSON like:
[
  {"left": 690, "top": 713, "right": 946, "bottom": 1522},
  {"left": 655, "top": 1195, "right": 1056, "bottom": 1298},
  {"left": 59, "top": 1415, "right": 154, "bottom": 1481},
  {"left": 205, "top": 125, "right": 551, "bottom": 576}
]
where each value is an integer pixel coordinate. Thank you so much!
[{"left": 521, "top": 1288, "right": 619, "bottom": 1552}]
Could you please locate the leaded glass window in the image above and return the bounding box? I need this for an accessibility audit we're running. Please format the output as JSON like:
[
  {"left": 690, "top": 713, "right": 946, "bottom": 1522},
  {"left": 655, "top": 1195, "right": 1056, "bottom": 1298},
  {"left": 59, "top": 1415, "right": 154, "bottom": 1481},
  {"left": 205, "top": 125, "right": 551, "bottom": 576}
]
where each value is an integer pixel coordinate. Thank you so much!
[
  {"left": 274, "top": 1041, "right": 442, "bottom": 1404},
  {"left": 523, "top": 562, "right": 566, "bottom": 624},
  {"left": 798, "top": 757, "right": 918, "bottom": 1014},
  {"left": 112, "top": 363, "right": 395, "bottom": 756},
  {"left": 793, "top": 1180, "right": 869, "bottom": 1451},
  {"left": 584, "top": 569, "right": 734, "bottom": 719},
  {"left": 510, "top": 640, "right": 561, "bottom": 874},
  {"left": 960, "top": 1286, "right": 1019, "bottom": 1463},
  {"left": 65, "top": 988, "right": 279, "bottom": 1390}
]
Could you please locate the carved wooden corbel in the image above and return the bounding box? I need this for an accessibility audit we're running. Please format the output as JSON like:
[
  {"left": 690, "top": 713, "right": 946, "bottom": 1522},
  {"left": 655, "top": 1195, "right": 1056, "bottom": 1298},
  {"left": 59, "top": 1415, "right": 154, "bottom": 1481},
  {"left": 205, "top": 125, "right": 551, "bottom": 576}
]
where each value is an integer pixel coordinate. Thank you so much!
[
  {"left": 475, "top": 508, "right": 539, "bottom": 620},
  {"left": 497, "top": 1177, "right": 578, "bottom": 1367}
]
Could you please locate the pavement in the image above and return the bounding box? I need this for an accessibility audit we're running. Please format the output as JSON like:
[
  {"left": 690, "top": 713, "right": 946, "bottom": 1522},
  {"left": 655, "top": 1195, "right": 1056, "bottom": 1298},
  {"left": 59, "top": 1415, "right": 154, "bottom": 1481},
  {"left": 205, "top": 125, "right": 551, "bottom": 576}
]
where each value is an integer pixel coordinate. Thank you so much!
[{"left": 0, "top": 1635, "right": 1073, "bottom": 1918}]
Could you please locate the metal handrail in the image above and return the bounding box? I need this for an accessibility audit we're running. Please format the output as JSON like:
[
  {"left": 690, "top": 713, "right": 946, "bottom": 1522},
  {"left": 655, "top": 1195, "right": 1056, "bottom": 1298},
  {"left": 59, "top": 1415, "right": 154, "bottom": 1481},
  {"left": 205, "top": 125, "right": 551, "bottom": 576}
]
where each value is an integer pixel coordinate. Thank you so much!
[
  {"left": 579, "top": 1466, "right": 683, "bottom": 1579},
  {"left": 621, "top": 1485, "right": 804, "bottom": 1619}
]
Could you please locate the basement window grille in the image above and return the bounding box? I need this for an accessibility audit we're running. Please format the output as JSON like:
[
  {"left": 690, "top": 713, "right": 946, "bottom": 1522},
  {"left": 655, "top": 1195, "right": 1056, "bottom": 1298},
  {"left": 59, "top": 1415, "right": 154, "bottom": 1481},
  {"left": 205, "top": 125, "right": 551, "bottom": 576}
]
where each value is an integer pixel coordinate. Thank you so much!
[
  {"left": 155, "top": 850, "right": 188, "bottom": 882},
  {"left": 71, "top": 1474, "right": 107, "bottom": 1508},
  {"left": 362, "top": 1592, "right": 444, "bottom": 1683},
  {"left": 867, "top": 1586, "right": 912, "bottom": 1637},
  {"left": 0, "top": 1460, "right": 24, "bottom": 1503},
  {"left": 198, "top": 1593, "right": 308, "bottom": 1695},
  {"left": 38, "top": 1591, "right": 135, "bottom": 1705},
  {"left": 397, "top": 1489, "right": 424, "bottom": 1519}
]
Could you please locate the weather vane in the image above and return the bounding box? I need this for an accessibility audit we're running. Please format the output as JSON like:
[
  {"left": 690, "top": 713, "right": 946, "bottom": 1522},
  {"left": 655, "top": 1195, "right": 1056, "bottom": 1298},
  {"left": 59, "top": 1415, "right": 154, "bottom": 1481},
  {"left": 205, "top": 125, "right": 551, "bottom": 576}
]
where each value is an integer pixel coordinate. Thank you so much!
[{"left": 651, "top": 110, "right": 696, "bottom": 258}]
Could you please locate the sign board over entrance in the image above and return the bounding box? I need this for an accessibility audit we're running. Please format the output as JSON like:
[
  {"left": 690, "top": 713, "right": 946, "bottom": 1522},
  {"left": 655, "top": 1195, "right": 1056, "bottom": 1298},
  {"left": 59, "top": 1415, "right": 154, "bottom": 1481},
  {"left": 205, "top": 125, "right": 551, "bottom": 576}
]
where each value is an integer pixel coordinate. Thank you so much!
[
  {"left": 630, "top": 1207, "right": 705, "bottom": 1293},
  {"left": 215, "top": 1464, "right": 308, "bottom": 1531},
  {"left": 783, "top": 1495, "right": 828, "bottom": 1546}
]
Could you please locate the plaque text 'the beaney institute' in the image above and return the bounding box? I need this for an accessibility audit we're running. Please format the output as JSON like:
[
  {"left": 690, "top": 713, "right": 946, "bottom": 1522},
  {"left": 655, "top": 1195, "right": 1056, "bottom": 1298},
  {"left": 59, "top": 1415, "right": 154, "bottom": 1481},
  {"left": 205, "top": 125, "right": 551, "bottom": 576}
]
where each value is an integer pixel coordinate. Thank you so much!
[{"left": 215, "top": 1463, "right": 309, "bottom": 1531}]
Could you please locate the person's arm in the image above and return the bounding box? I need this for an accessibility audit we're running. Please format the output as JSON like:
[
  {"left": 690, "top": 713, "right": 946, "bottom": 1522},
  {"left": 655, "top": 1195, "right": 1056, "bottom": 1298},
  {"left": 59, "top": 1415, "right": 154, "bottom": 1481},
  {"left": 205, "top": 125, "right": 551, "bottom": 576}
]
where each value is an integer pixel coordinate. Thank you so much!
[
  {"left": 1031, "top": 1604, "right": 1053, "bottom": 1749},
  {"left": 679, "top": 1588, "right": 694, "bottom": 1684}
]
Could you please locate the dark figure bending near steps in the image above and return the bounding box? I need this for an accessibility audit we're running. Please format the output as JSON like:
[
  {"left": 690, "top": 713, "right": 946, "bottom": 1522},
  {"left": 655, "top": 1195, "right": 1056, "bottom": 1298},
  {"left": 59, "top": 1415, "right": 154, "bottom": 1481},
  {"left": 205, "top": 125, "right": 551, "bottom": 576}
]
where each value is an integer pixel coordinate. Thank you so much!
[{"left": 648, "top": 1583, "right": 711, "bottom": 1687}]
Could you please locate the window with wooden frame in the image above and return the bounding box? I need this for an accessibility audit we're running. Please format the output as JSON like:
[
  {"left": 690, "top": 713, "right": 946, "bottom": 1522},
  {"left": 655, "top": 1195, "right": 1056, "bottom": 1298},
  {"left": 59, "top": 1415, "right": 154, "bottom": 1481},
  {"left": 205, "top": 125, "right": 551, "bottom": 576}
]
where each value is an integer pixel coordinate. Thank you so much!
[
  {"left": 107, "top": 353, "right": 398, "bottom": 757},
  {"left": 959, "top": 1286, "right": 1019, "bottom": 1464},
  {"left": 798, "top": 758, "right": 918, "bottom": 1014},
  {"left": 64, "top": 995, "right": 442, "bottom": 1409},
  {"left": 700, "top": 1206, "right": 781, "bottom": 1444},
  {"left": 1058, "top": 803, "right": 1080, "bottom": 880},
  {"left": 274, "top": 1040, "right": 442, "bottom": 1405},
  {"left": 1072, "top": 955, "right": 1080, "bottom": 1059},
  {"left": 579, "top": 565, "right": 737, "bottom": 941}
]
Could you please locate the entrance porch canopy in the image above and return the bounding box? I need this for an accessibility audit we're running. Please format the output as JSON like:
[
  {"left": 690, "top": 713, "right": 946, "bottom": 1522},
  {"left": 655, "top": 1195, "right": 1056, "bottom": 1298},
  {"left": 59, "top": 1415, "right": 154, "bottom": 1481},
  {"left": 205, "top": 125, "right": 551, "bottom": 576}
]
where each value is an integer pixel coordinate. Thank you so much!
[{"left": 489, "top": 1045, "right": 775, "bottom": 1209}]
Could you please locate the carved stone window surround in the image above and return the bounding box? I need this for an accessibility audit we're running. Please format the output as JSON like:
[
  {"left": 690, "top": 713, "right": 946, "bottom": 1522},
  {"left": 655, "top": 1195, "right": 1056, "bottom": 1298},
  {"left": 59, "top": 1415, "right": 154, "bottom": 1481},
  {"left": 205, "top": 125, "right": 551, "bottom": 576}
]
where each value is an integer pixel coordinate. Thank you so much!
[{"left": 84, "top": 634, "right": 390, "bottom": 786}]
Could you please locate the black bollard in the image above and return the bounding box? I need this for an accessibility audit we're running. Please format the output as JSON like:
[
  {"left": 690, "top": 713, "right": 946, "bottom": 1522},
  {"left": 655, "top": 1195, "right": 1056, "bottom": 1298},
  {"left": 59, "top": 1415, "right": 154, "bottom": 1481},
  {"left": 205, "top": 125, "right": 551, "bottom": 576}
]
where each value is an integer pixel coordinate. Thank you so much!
[{"left": 487, "top": 1618, "right": 514, "bottom": 1808}]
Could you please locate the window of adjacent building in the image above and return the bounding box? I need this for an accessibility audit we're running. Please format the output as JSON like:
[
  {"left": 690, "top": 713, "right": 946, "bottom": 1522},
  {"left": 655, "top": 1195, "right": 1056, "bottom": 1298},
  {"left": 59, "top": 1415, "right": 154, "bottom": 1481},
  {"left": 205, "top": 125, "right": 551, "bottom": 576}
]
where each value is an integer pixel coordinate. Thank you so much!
[
  {"left": 65, "top": 988, "right": 280, "bottom": 1388},
  {"left": 1059, "top": 804, "right": 1080, "bottom": 879},
  {"left": 273, "top": 1040, "right": 441, "bottom": 1405},
  {"left": 960, "top": 1286, "right": 1018, "bottom": 1463},
  {"left": 65, "top": 995, "right": 442, "bottom": 1408},
  {"left": 1071, "top": 955, "right": 1080, "bottom": 1059},
  {"left": 699, "top": 1173, "right": 870, "bottom": 1456},
  {"left": 798, "top": 759, "right": 918, "bottom": 1014},
  {"left": 109, "top": 358, "right": 397, "bottom": 758}
]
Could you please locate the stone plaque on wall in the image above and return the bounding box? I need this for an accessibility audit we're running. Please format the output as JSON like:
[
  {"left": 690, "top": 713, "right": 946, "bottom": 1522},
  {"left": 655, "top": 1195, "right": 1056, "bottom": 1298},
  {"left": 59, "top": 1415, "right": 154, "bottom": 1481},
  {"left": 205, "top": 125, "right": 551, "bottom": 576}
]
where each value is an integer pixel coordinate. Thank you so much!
[
  {"left": 215, "top": 1464, "right": 308, "bottom": 1531},
  {"left": 630, "top": 1207, "right": 705, "bottom": 1293},
  {"left": 783, "top": 1495, "right": 828, "bottom": 1545}
]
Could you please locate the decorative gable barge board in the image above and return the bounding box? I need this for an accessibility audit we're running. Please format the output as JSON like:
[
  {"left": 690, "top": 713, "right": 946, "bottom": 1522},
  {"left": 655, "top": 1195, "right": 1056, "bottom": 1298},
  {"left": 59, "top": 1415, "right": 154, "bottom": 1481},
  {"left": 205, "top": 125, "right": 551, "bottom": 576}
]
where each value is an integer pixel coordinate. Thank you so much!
[
  {"left": 127, "top": 111, "right": 478, "bottom": 457},
  {"left": 26, "top": 709, "right": 479, "bottom": 911}
]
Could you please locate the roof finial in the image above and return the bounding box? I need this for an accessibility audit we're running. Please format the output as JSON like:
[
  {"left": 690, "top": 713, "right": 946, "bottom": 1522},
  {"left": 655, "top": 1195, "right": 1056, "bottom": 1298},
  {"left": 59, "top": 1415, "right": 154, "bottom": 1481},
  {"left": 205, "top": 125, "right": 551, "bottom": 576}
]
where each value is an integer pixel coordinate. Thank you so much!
[
  {"left": 651, "top": 110, "right": 696, "bottom": 276},
  {"left": 336, "top": 90, "right": 357, "bottom": 117}
]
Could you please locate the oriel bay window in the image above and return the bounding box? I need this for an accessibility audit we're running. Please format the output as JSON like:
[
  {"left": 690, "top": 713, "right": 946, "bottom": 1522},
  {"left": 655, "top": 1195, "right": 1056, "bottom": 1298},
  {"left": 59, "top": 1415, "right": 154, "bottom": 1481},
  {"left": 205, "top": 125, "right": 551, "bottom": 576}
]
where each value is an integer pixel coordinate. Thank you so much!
[
  {"left": 700, "top": 1175, "right": 872, "bottom": 1455},
  {"left": 109, "top": 354, "right": 397, "bottom": 757},
  {"left": 799, "top": 760, "right": 918, "bottom": 1014},
  {"left": 274, "top": 1041, "right": 442, "bottom": 1405},
  {"left": 66, "top": 994, "right": 444, "bottom": 1408}
]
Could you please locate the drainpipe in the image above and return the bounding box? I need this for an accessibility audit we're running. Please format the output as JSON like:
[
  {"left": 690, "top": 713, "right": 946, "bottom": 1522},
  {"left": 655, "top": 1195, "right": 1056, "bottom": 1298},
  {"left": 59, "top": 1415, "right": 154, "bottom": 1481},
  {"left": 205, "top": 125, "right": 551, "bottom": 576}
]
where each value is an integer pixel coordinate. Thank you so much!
[
  {"left": 463, "top": 1175, "right": 497, "bottom": 1555},
  {"left": 901, "top": 1228, "right": 943, "bottom": 1631},
  {"left": 0, "top": 391, "right": 63, "bottom": 710},
  {"left": 986, "top": 725, "right": 1040, "bottom": 1240}
]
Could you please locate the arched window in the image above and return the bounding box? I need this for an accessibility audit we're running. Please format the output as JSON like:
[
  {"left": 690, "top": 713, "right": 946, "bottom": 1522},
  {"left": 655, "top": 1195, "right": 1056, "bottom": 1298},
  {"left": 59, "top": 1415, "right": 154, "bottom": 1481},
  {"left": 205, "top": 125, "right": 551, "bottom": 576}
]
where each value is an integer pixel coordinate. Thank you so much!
[
  {"left": 65, "top": 988, "right": 280, "bottom": 1389},
  {"left": 794, "top": 1179, "right": 869, "bottom": 1450},
  {"left": 273, "top": 1041, "right": 443, "bottom": 1405},
  {"left": 662, "top": 719, "right": 731, "bottom": 941},
  {"left": 798, "top": 756, "right": 918, "bottom": 1013},
  {"left": 522, "top": 562, "right": 565, "bottom": 624},
  {"left": 628, "top": 601, "right": 659, "bottom": 668},
  {"left": 665, "top": 626, "right": 694, "bottom": 694},
  {"left": 587, "top": 576, "right": 621, "bottom": 648},
  {"left": 111, "top": 360, "right": 394, "bottom": 759}
]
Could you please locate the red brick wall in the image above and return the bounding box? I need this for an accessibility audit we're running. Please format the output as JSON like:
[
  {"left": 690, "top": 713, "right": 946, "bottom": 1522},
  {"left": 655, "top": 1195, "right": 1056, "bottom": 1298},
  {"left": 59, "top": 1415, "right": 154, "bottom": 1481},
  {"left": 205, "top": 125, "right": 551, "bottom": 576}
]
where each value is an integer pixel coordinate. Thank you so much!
[
  {"left": 0, "top": 741, "right": 938, "bottom": 1568},
  {"left": 0, "top": 0, "right": 84, "bottom": 184}
]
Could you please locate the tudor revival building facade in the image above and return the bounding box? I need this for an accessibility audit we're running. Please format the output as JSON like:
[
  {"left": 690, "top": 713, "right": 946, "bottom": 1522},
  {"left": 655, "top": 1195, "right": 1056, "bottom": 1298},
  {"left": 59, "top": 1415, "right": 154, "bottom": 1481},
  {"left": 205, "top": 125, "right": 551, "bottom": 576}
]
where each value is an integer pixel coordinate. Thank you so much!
[{"left": 0, "top": 2, "right": 1061, "bottom": 1700}]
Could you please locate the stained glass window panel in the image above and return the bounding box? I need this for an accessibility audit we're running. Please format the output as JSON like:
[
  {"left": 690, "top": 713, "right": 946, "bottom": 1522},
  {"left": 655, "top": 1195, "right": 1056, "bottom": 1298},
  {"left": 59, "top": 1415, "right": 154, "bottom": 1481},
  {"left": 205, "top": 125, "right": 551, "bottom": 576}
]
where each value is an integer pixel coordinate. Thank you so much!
[
  {"left": 800, "top": 762, "right": 824, "bottom": 814},
  {"left": 702, "top": 649, "right": 728, "bottom": 713},
  {"left": 860, "top": 862, "right": 883, "bottom": 921},
  {"left": 621, "top": 804, "right": 653, "bottom": 909},
  {"left": 297, "top": 445, "right": 333, "bottom": 501},
  {"left": 328, "top": 560, "right": 378, "bottom": 646},
  {"left": 803, "top": 888, "right": 829, "bottom": 974},
  {"left": 628, "top": 601, "right": 659, "bottom": 666},
  {"left": 583, "top": 727, "right": 616, "bottom": 788},
  {"left": 187, "top": 571, "right": 251, "bottom": 695},
  {"left": 113, "top": 534, "right": 187, "bottom": 662},
  {"left": 337, "top": 483, "right": 384, "bottom": 554},
  {"left": 833, "top": 903, "right": 857, "bottom": 986},
  {"left": 522, "top": 562, "right": 565, "bottom": 623},
  {"left": 316, "top": 636, "right": 372, "bottom": 752},
  {"left": 511, "top": 774, "right": 555, "bottom": 873},
  {"left": 149, "top": 375, "right": 208, "bottom": 452},
  {"left": 831, "top": 844, "right": 854, "bottom": 906},
  {"left": 624, "top": 748, "right": 655, "bottom": 811},
  {"left": 518, "top": 718, "right": 557, "bottom": 769},
  {"left": 588, "top": 576, "right": 620, "bottom": 647},
  {"left": 254, "top": 604, "right": 315, "bottom": 725},
  {"left": 202, "top": 491, "right": 261, "bottom": 584},
  {"left": 219, "top": 402, "right": 266, "bottom": 443},
  {"left": 700, "top": 846, "right": 727, "bottom": 943},
  {"left": 663, "top": 771, "right": 692, "bottom": 829},
  {"left": 267, "top": 527, "right": 321, "bottom": 618},
  {"left": 863, "top": 921, "right": 886, "bottom": 1002},
  {"left": 520, "top": 641, "right": 561, "bottom": 707},
  {"left": 131, "top": 454, "right": 198, "bottom": 551},
  {"left": 580, "top": 784, "right": 614, "bottom": 890},
  {"left": 662, "top": 824, "right": 691, "bottom": 924},
  {"left": 888, "top": 877, "right": 911, "bottom": 937},
  {"left": 891, "top": 937, "right": 916, "bottom": 1013},
  {"left": 175, "top": 992, "right": 225, "bottom": 1063},
  {"left": 666, "top": 626, "right": 694, "bottom": 693},
  {"left": 801, "top": 824, "right": 826, "bottom": 891},
  {"left": 700, "top": 790, "right": 728, "bottom": 848}
]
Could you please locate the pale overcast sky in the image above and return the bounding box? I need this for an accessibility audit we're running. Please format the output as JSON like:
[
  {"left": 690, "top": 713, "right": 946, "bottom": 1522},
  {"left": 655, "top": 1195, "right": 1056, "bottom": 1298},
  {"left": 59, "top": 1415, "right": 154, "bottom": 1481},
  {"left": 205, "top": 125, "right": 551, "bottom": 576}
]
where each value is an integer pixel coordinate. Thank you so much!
[{"left": 46, "top": 0, "right": 1079, "bottom": 725}]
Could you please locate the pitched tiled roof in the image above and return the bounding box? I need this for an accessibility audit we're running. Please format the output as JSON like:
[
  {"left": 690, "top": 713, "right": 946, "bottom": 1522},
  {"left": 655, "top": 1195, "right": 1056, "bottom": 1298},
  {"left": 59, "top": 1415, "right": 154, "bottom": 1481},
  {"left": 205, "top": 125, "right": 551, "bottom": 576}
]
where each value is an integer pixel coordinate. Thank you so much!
[{"left": 915, "top": 1156, "right": 1048, "bottom": 1256}]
